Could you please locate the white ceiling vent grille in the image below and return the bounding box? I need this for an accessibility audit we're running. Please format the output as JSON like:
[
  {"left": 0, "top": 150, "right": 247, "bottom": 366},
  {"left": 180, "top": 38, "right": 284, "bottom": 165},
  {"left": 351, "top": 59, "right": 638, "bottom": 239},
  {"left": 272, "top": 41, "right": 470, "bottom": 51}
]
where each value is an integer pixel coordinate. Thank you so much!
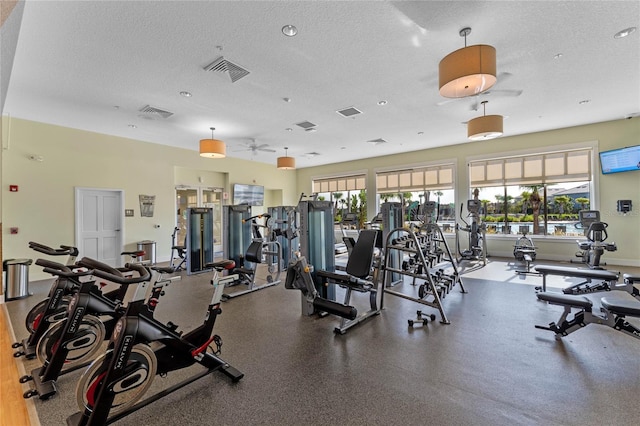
[
  {"left": 336, "top": 106, "right": 362, "bottom": 117},
  {"left": 367, "top": 138, "right": 387, "bottom": 145},
  {"left": 204, "top": 56, "right": 250, "bottom": 83},
  {"left": 295, "top": 121, "right": 317, "bottom": 129},
  {"left": 138, "top": 105, "right": 174, "bottom": 119}
]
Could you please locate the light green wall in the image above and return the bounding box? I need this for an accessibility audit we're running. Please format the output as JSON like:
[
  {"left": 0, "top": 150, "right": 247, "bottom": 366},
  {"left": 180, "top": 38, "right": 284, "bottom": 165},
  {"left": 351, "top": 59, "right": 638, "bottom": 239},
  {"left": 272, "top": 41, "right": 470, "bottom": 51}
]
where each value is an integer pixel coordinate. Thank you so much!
[
  {"left": 297, "top": 118, "right": 640, "bottom": 266},
  {"left": 2, "top": 117, "right": 639, "bottom": 286},
  {"left": 2, "top": 118, "right": 298, "bottom": 281}
]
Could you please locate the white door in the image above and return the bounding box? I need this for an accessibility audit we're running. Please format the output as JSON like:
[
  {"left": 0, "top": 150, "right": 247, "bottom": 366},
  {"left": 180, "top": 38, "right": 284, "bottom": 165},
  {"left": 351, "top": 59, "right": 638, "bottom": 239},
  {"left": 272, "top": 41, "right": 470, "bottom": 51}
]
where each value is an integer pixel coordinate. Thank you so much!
[{"left": 75, "top": 188, "right": 124, "bottom": 267}]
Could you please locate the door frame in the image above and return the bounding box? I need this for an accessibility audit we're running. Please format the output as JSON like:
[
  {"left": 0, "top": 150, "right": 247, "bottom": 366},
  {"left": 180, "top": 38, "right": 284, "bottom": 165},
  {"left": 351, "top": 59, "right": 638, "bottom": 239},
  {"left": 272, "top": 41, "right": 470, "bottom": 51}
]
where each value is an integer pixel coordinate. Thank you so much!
[{"left": 74, "top": 187, "right": 125, "bottom": 265}]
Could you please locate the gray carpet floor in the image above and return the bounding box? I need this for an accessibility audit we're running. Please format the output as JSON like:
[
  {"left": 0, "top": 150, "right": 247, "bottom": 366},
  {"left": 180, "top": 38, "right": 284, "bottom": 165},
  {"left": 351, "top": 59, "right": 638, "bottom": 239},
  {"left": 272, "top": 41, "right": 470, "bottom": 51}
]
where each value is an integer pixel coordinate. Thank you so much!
[{"left": 5, "top": 258, "right": 640, "bottom": 426}]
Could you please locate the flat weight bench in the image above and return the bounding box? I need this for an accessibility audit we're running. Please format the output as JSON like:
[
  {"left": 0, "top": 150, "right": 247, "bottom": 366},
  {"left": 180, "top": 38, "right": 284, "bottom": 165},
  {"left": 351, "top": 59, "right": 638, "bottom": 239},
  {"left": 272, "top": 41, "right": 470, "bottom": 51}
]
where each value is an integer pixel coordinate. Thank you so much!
[
  {"left": 536, "top": 291, "right": 640, "bottom": 339},
  {"left": 533, "top": 264, "right": 619, "bottom": 294}
]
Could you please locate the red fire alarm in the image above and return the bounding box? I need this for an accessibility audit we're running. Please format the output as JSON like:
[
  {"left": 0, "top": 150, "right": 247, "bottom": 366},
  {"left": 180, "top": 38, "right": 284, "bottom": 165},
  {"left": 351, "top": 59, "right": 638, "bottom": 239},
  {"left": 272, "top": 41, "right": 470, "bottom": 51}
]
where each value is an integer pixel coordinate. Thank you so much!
[{"left": 9, "top": 185, "right": 18, "bottom": 192}]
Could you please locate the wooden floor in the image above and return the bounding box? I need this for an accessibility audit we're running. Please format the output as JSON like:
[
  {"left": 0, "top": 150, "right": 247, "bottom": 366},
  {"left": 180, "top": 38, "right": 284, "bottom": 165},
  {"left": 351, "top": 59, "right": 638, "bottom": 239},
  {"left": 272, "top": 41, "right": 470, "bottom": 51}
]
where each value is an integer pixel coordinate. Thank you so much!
[{"left": 0, "top": 304, "right": 33, "bottom": 426}]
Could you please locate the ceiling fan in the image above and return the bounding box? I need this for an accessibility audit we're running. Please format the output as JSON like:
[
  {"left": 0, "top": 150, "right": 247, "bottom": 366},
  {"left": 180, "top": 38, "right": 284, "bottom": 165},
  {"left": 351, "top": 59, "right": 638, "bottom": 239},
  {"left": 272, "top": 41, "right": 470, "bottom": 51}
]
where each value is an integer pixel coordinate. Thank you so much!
[{"left": 234, "top": 139, "right": 276, "bottom": 155}]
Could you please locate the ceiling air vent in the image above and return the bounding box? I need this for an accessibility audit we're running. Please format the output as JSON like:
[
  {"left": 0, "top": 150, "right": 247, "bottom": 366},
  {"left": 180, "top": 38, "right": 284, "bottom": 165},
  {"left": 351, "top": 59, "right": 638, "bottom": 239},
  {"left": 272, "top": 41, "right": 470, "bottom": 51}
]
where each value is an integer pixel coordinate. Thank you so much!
[
  {"left": 138, "top": 105, "right": 174, "bottom": 119},
  {"left": 295, "top": 121, "right": 317, "bottom": 130},
  {"left": 367, "top": 138, "right": 387, "bottom": 145},
  {"left": 336, "top": 106, "right": 362, "bottom": 118},
  {"left": 204, "top": 56, "right": 250, "bottom": 83}
]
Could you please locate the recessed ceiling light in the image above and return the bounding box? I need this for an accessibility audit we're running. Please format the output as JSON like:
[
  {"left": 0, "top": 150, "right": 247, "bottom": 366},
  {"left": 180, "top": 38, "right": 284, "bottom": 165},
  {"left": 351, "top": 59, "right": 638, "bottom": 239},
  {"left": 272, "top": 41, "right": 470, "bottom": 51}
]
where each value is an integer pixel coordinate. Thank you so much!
[
  {"left": 283, "top": 97, "right": 291, "bottom": 103},
  {"left": 579, "top": 99, "right": 590, "bottom": 105},
  {"left": 417, "top": 131, "right": 424, "bottom": 135},
  {"left": 553, "top": 53, "right": 563, "bottom": 59},
  {"left": 377, "top": 100, "right": 388, "bottom": 106},
  {"left": 614, "top": 27, "right": 636, "bottom": 39},
  {"left": 285, "top": 128, "right": 293, "bottom": 132},
  {"left": 128, "top": 124, "right": 137, "bottom": 128},
  {"left": 180, "top": 91, "right": 192, "bottom": 97},
  {"left": 282, "top": 25, "right": 298, "bottom": 37}
]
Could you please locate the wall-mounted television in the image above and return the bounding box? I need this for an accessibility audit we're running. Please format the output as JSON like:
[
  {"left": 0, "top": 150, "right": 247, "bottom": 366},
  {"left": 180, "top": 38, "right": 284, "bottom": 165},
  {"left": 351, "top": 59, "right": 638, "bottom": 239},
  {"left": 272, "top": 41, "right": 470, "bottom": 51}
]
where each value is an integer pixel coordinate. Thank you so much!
[
  {"left": 599, "top": 145, "right": 640, "bottom": 175},
  {"left": 233, "top": 183, "right": 264, "bottom": 206}
]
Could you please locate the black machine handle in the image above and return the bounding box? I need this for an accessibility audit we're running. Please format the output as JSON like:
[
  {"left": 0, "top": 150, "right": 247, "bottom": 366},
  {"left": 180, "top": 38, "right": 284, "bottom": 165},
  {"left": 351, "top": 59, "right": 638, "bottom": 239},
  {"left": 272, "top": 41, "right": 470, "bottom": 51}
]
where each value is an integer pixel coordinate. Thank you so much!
[
  {"left": 90, "top": 263, "right": 151, "bottom": 285},
  {"left": 77, "top": 257, "right": 124, "bottom": 278},
  {"left": 29, "top": 241, "right": 78, "bottom": 257},
  {"left": 35, "top": 258, "right": 72, "bottom": 272},
  {"left": 313, "top": 297, "right": 357, "bottom": 321}
]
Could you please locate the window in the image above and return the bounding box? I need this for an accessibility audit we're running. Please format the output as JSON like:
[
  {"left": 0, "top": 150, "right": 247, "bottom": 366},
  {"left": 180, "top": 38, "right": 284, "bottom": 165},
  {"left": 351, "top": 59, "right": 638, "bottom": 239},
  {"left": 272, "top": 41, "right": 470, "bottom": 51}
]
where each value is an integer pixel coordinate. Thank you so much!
[
  {"left": 376, "top": 163, "right": 455, "bottom": 229},
  {"left": 468, "top": 147, "right": 594, "bottom": 236},
  {"left": 312, "top": 173, "right": 367, "bottom": 226}
]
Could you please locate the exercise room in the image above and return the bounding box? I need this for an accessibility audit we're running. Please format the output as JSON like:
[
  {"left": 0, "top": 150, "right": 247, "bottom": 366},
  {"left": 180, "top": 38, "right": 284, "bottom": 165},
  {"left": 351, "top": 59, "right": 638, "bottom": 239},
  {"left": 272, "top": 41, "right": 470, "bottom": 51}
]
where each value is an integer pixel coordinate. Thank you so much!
[{"left": 1, "top": 1, "right": 639, "bottom": 425}]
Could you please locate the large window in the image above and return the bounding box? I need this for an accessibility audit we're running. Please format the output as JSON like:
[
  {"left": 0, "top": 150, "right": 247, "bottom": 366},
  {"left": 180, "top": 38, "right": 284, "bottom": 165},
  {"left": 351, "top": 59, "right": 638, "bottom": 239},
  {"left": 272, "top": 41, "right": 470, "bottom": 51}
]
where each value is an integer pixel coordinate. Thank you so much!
[
  {"left": 376, "top": 163, "right": 455, "bottom": 228},
  {"left": 312, "top": 173, "right": 367, "bottom": 226},
  {"left": 468, "top": 146, "right": 594, "bottom": 236}
]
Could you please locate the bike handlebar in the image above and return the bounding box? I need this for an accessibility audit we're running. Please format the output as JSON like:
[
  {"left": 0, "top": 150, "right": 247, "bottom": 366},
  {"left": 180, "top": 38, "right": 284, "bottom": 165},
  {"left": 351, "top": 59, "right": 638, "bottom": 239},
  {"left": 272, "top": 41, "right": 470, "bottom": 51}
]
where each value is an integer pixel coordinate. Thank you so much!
[
  {"left": 29, "top": 241, "right": 78, "bottom": 257},
  {"left": 90, "top": 263, "right": 151, "bottom": 285}
]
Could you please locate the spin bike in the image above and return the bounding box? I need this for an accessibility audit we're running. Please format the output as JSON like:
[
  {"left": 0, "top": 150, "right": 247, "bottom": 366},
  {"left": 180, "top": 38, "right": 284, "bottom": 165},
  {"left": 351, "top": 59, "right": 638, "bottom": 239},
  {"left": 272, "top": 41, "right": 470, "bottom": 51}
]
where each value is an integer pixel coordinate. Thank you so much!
[
  {"left": 67, "top": 259, "right": 244, "bottom": 425},
  {"left": 455, "top": 195, "right": 487, "bottom": 266},
  {"left": 13, "top": 242, "right": 80, "bottom": 359},
  {"left": 21, "top": 258, "right": 156, "bottom": 400}
]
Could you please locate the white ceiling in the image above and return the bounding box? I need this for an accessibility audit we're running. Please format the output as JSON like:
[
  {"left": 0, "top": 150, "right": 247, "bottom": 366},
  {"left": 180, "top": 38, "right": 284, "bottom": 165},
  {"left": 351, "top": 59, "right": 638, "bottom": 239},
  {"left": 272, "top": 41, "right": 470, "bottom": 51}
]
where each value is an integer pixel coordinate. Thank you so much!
[{"left": 4, "top": 1, "right": 639, "bottom": 168}]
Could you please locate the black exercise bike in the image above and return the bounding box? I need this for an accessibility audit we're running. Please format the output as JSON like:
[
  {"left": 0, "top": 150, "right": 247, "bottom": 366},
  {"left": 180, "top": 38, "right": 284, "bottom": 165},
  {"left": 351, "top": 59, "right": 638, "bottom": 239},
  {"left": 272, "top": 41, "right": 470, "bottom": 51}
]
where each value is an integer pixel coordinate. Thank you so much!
[
  {"left": 21, "top": 258, "right": 155, "bottom": 400},
  {"left": 67, "top": 259, "right": 244, "bottom": 425}
]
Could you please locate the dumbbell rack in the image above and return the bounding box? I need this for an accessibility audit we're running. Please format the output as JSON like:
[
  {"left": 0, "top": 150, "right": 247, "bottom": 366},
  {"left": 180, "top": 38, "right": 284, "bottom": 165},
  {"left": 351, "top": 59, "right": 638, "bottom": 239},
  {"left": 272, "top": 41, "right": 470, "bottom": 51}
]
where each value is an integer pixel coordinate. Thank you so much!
[{"left": 382, "top": 224, "right": 466, "bottom": 324}]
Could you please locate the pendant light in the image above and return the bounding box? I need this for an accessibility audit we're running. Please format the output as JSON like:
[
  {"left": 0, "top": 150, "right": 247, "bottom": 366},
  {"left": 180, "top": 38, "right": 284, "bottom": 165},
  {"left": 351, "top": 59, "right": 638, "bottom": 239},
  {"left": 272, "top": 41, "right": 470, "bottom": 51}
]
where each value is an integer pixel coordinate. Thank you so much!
[
  {"left": 468, "top": 101, "right": 503, "bottom": 141},
  {"left": 439, "top": 27, "right": 497, "bottom": 98},
  {"left": 277, "top": 147, "right": 296, "bottom": 170},
  {"left": 199, "top": 127, "right": 226, "bottom": 158}
]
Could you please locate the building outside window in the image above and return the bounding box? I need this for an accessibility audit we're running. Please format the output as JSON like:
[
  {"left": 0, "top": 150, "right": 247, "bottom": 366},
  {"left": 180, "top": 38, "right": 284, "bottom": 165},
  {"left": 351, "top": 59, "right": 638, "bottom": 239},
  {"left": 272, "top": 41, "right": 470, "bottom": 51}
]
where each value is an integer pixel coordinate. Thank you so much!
[
  {"left": 468, "top": 145, "right": 594, "bottom": 236},
  {"left": 376, "top": 163, "right": 455, "bottom": 230}
]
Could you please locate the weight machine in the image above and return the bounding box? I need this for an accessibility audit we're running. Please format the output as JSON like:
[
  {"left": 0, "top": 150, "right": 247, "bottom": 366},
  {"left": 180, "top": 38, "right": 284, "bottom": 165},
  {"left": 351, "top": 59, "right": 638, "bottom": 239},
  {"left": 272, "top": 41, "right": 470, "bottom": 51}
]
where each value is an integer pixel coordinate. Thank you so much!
[
  {"left": 297, "top": 199, "right": 336, "bottom": 315},
  {"left": 185, "top": 208, "right": 215, "bottom": 275},
  {"left": 222, "top": 206, "right": 281, "bottom": 300},
  {"left": 268, "top": 205, "right": 299, "bottom": 268}
]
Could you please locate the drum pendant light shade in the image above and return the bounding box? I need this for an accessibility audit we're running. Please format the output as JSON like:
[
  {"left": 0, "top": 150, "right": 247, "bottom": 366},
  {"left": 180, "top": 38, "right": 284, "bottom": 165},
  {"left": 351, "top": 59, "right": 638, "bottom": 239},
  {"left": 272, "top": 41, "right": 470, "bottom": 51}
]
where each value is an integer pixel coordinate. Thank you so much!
[
  {"left": 439, "top": 44, "right": 497, "bottom": 98},
  {"left": 277, "top": 147, "right": 296, "bottom": 169},
  {"left": 199, "top": 127, "right": 226, "bottom": 158},
  {"left": 468, "top": 114, "right": 503, "bottom": 141}
]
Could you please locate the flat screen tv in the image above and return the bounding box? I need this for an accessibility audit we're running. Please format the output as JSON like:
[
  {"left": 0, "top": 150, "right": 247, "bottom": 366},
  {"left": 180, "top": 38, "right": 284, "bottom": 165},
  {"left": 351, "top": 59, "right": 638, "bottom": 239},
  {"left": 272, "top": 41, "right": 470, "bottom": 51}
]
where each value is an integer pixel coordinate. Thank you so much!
[
  {"left": 233, "top": 183, "right": 264, "bottom": 206},
  {"left": 599, "top": 145, "right": 640, "bottom": 175}
]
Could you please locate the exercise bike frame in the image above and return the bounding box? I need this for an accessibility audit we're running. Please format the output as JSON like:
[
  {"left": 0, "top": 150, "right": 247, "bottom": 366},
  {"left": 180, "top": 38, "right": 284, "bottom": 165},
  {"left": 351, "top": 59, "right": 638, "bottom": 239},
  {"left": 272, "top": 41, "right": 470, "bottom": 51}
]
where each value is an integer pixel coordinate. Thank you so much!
[
  {"left": 67, "top": 260, "right": 244, "bottom": 426},
  {"left": 24, "top": 260, "right": 150, "bottom": 400}
]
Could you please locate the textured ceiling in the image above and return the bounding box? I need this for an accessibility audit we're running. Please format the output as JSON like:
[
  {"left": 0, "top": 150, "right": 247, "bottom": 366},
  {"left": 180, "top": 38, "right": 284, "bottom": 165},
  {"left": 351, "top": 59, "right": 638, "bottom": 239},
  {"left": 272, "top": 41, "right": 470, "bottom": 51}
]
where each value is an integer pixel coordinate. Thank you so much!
[{"left": 4, "top": 1, "right": 639, "bottom": 168}]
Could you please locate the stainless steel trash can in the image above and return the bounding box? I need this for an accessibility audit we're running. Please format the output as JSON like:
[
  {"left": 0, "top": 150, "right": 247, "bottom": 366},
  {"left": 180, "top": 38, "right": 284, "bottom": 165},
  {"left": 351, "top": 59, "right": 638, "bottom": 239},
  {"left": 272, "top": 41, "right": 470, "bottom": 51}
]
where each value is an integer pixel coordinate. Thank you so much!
[
  {"left": 136, "top": 240, "right": 157, "bottom": 265},
  {"left": 3, "top": 258, "right": 33, "bottom": 301}
]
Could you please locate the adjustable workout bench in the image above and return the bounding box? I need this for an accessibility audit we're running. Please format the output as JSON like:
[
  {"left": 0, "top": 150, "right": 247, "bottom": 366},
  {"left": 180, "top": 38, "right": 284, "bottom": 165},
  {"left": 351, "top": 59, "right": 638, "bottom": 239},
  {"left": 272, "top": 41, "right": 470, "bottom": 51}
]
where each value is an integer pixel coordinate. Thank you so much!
[
  {"left": 534, "top": 264, "right": 620, "bottom": 294},
  {"left": 536, "top": 292, "right": 640, "bottom": 340},
  {"left": 315, "top": 229, "right": 383, "bottom": 334}
]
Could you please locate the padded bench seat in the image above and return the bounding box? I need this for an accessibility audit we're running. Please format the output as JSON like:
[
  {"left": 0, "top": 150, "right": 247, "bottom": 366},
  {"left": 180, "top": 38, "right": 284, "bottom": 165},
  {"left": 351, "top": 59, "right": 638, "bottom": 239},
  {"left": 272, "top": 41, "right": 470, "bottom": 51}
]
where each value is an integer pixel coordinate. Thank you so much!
[
  {"left": 601, "top": 297, "right": 640, "bottom": 317},
  {"left": 536, "top": 292, "right": 593, "bottom": 309},
  {"left": 534, "top": 265, "right": 619, "bottom": 292},
  {"left": 317, "top": 270, "right": 373, "bottom": 291},
  {"left": 624, "top": 274, "right": 640, "bottom": 284}
]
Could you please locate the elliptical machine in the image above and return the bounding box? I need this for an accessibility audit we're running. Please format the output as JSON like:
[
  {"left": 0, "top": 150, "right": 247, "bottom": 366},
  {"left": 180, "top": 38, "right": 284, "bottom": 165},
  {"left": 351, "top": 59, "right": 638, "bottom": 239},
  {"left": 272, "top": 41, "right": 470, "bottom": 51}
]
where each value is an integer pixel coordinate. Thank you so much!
[
  {"left": 571, "top": 210, "right": 617, "bottom": 269},
  {"left": 455, "top": 189, "right": 487, "bottom": 266},
  {"left": 67, "top": 259, "right": 243, "bottom": 425}
]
